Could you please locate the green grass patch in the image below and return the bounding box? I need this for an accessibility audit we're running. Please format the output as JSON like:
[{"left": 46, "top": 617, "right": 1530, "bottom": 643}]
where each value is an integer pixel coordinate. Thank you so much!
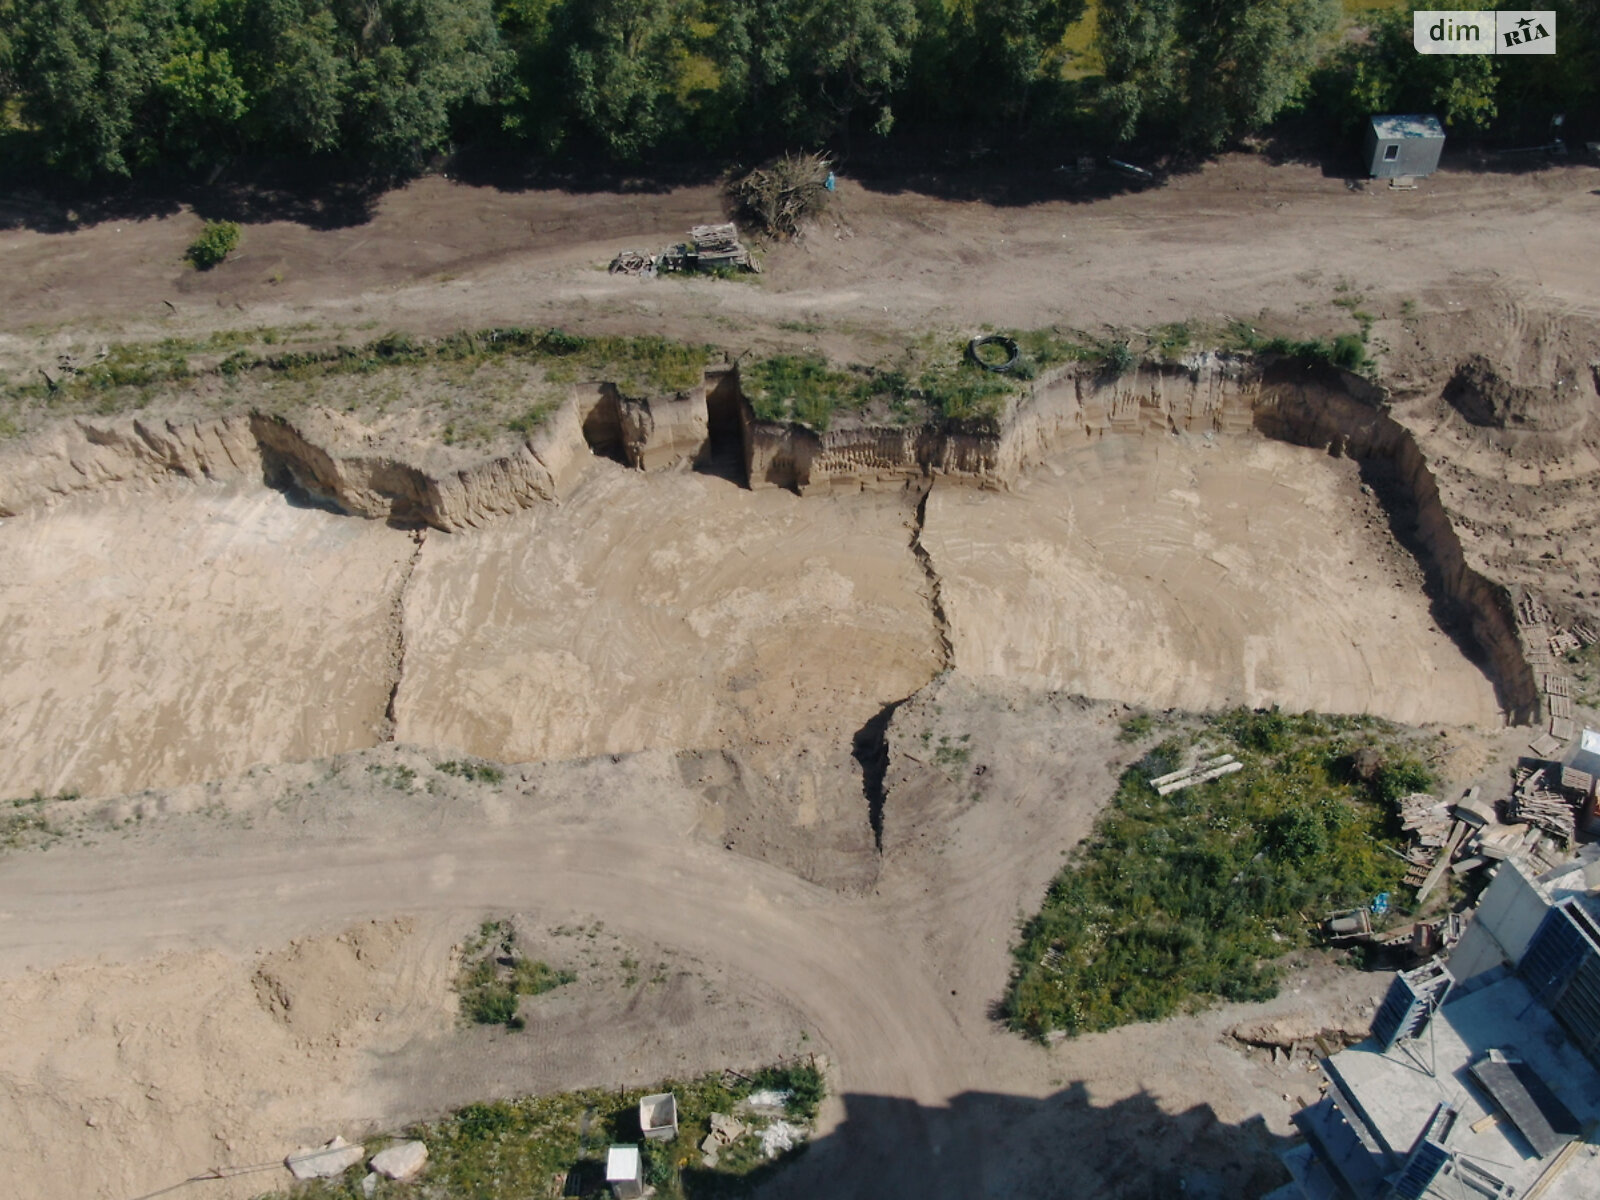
[
  {"left": 258, "top": 1062, "right": 823, "bottom": 1199},
  {"left": 436, "top": 759, "right": 506, "bottom": 785},
  {"left": 1222, "top": 321, "right": 1369, "bottom": 372},
  {"left": 455, "top": 919, "right": 575, "bottom": 1028},
  {"left": 1565, "top": 643, "right": 1600, "bottom": 707},
  {"left": 741, "top": 354, "right": 863, "bottom": 430},
  {"left": 6, "top": 326, "right": 712, "bottom": 425},
  {"left": 741, "top": 327, "right": 1097, "bottom": 432},
  {"left": 1004, "top": 708, "right": 1430, "bottom": 1039}
]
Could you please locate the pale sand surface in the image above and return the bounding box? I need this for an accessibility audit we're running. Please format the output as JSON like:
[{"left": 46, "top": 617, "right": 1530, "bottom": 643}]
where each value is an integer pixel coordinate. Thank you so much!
[
  {"left": 0, "top": 485, "right": 413, "bottom": 798},
  {"left": 393, "top": 464, "right": 939, "bottom": 762},
  {"left": 929, "top": 435, "right": 1502, "bottom": 725}
]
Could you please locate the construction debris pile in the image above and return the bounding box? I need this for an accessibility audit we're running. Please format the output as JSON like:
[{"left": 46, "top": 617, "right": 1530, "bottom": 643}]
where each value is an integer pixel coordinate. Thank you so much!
[
  {"left": 609, "top": 223, "right": 757, "bottom": 277},
  {"left": 1398, "top": 769, "right": 1584, "bottom": 897},
  {"left": 728, "top": 151, "right": 834, "bottom": 238}
]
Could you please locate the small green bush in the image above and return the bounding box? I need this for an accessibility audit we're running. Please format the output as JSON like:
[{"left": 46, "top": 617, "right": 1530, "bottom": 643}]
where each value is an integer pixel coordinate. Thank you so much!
[
  {"left": 1100, "top": 340, "right": 1135, "bottom": 375},
  {"left": 1330, "top": 333, "right": 1368, "bottom": 370},
  {"left": 456, "top": 919, "right": 575, "bottom": 1028},
  {"left": 437, "top": 759, "right": 505, "bottom": 784},
  {"left": 186, "top": 220, "right": 240, "bottom": 269}
]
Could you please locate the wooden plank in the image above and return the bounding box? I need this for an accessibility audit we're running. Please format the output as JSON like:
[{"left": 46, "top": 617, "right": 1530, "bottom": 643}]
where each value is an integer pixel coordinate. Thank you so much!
[
  {"left": 1522, "top": 1123, "right": 1593, "bottom": 1200},
  {"left": 1415, "top": 821, "right": 1469, "bottom": 902},
  {"left": 1471, "top": 1111, "right": 1502, "bottom": 1134}
]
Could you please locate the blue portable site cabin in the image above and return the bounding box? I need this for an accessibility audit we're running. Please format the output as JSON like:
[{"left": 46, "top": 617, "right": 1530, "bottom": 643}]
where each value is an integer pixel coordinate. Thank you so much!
[{"left": 1365, "top": 114, "right": 1445, "bottom": 179}]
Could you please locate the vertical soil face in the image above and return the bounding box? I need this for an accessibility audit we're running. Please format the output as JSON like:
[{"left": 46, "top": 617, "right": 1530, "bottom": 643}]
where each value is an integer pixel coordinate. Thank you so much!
[
  {"left": 700, "top": 370, "right": 749, "bottom": 485},
  {"left": 578, "top": 384, "right": 629, "bottom": 465},
  {"left": 1254, "top": 368, "right": 1540, "bottom": 723}
]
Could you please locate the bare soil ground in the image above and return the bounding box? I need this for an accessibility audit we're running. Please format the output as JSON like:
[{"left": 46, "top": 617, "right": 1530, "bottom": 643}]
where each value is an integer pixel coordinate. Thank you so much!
[
  {"left": 1, "top": 154, "right": 1598, "bottom": 1200},
  {"left": 930, "top": 434, "right": 1502, "bottom": 726},
  {"left": 0, "top": 685, "right": 1396, "bottom": 1200}
]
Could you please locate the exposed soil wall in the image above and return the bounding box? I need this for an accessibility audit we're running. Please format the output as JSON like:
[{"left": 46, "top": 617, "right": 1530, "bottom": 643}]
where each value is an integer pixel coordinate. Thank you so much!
[
  {"left": 0, "top": 357, "right": 1537, "bottom": 723},
  {"left": 1253, "top": 366, "right": 1539, "bottom": 724}
]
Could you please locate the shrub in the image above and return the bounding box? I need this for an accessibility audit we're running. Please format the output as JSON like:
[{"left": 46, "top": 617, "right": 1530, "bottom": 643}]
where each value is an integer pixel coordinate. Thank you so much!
[
  {"left": 1101, "top": 340, "right": 1135, "bottom": 375},
  {"left": 1330, "top": 333, "right": 1368, "bottom": 371},
  {"left": 455, "top": 919, "right": 575, "bottom": 1028},
  {"left": 186, "top": 221, "right": 240, "bottom": 269}
]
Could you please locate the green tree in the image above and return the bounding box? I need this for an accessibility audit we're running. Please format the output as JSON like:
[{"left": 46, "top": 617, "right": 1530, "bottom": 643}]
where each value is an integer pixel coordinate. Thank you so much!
[
  {"left": 12, "top": 0, "right": 179, "bottom": 176},
  {"left": 565, "top": 0, "right": 691, "bottom": 158},
  {"left": 1330, "top": 7, "right": 1498, "bottom": 132},
  {"left": 1098, "top": 0, "right": 1180, "bottom": 142},
  {"left": 339, "top": 0, "right": 507, "bottom": 172},
  {"left": 792, "top": 0, "right": 919, "bottom": 138},
  {"left": 1097, "top": 0, "right": 1337, "bottom": 149},
  {"left": 225, "top": 0, "right": 350, "bottom": 153},
  {"left": 908, "top": 0, "right": 1086, "bottom": 126},
  {"left": 494, "top": 0, "right": 572, "bottom": 149}
]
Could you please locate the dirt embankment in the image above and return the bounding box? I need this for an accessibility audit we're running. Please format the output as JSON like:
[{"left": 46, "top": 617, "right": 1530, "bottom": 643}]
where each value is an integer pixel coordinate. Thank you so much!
[
  {"left": 1254, "top": 367, "right": 1540, "bottom": 724},
  {"left": 0, "top": 355, "right": 1538, "bottom": 723}
]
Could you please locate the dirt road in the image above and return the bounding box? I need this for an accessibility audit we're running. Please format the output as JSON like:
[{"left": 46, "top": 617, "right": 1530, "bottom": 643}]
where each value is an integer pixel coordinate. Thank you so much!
[
  {"left": 0, "top": 683, "right": 1388, "bottom": 1200},
  {"left": 3, "top": 157, "right": 1598, "bottom": 373}
]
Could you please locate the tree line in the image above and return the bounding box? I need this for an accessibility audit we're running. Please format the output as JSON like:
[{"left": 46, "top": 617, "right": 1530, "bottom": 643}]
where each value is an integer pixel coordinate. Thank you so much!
[{"left": 0, "top": 0, "right": 1593, "bottom": 181}]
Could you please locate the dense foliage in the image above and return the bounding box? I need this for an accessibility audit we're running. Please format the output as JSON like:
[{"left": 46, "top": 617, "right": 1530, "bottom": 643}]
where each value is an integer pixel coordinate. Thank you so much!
[
  {"left": 1005, "top": 708, "right": 1432, "bottom": 1039},
  {"left": 185, "top": 218, "right": 239, "bottom": 267},
  {"left": 0, "top": 1, "right": 1593, "bottom": 178}
]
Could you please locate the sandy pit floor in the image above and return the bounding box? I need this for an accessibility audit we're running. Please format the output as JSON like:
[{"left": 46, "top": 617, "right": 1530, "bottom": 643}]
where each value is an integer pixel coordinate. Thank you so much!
[
  {"left": 393, "top": 463, "right": 939, "bottom": 762},
  {"left": 0, "top": 485, "right": 414, "bottom": 798},
  {"left": 928, "top": 434, "right": 1503, "bottom": 726},
  {"left": 0, "top": 435, "right": 1505, "bottom": 804}
]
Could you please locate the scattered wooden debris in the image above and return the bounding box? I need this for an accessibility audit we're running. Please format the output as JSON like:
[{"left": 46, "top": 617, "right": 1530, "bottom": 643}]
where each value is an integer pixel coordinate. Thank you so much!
[
  {"left": 608, "top": 223, "right": 757, "bottom": 276},
  {"left": 608, "top": 249, "right": 655, "bottom": 276},
  {"left": 1529, "top": 732, "right": 1564, "bottom": 759}
]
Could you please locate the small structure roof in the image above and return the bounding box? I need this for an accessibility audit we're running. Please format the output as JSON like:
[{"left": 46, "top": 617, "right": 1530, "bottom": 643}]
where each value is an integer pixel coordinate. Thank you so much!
[
  {"left": 606, "top": 1145, "right": 640, "bottom": 1181},
  {"left": 1297, "top": 976, "right": 1600, "bottom": 1199},
  {"left": 1370, "top": 114, "right": 1445, "bottom": 140}
]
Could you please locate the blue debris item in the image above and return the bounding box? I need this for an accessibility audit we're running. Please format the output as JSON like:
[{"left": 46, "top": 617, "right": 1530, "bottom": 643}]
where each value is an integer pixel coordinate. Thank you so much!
[
  {"left": 1371, "top": 893, "right": 1390, "bottom": 916},
  {"left": 824, "top": 172, "right": 836, "bottom": 191}
]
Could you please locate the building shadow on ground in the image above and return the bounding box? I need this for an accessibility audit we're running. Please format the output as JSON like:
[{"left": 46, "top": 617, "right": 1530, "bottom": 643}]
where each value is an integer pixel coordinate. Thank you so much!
[{"left": 738, "top": 1084, "right": 1294, "bottom": 1200}]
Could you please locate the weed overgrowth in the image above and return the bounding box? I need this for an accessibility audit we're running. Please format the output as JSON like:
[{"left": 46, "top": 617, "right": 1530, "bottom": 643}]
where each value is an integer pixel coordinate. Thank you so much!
[
  {"left": 455, "top": 919, "right": 575, "bottom": 1028},
  {"left": 1005, "top": 708, "right": 1430, "bottom": 1038}
]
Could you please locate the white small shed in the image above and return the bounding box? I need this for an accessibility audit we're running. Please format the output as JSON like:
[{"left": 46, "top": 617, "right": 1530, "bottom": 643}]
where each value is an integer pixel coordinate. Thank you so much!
[{"left": 606, "top": 1144, "right": 644, "bottom": 1199}]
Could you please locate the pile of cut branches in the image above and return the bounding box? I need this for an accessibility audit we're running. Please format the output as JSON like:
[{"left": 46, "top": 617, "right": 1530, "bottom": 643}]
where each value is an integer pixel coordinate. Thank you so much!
[{"left": 729, "top": 152, "right": 833, "bottom": 238}]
